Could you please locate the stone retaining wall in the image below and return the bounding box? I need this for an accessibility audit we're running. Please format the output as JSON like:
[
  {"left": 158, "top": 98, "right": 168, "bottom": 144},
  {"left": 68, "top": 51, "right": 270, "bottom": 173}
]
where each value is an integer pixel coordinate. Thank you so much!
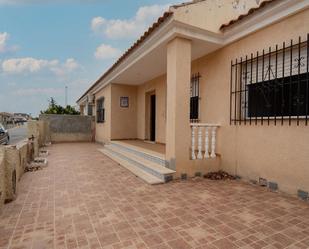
[
  {"left": 27, "top": 121, "right": 47, "bottom": 157},
  {"left": 0, "top": 140, "right": 35, "bottom": 214}
]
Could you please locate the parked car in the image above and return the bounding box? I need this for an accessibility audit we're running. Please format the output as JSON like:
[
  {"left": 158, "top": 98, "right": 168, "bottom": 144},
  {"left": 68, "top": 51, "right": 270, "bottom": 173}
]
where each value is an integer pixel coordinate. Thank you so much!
[{"left": 0, "top": 123, "right": 9, "bottom": 145}]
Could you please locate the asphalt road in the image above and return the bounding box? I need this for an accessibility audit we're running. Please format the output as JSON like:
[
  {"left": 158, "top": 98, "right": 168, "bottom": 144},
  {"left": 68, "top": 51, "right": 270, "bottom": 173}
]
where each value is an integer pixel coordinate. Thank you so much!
[{"left": 8, "top": 124, "right": 28, "bottom": 145}]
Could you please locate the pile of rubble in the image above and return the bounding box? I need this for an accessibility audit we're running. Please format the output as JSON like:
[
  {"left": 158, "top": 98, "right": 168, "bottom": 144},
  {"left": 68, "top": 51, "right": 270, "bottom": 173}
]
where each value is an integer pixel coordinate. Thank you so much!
[
  {"left": 204, "top": 170, "right": 236, "bottom": 180},
  {"left": 25, "top": 148, "right": 49, "bottom": 173},
  {"left": 25, "top": 165, "right": 43, "bottom": 172}
]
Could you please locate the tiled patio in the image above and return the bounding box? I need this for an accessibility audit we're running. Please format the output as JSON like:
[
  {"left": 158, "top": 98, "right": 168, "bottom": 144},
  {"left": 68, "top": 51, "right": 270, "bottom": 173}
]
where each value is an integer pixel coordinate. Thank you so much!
[{"left": 1, "top": 143, "right": 309, "bottom": 249}]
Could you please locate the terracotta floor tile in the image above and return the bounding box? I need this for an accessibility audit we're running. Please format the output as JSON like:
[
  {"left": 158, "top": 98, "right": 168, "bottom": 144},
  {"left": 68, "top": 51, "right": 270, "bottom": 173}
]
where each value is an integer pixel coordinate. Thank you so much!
[
  {"left": 0, "top": 143, "right": 308, "bottom": 249},
  {"left": 166, "top": 217, "right": 184, "bottom": 227},
  {"left": 141, "top": 233, "right": 163, "bottom": 247},
  {"left": 212, "top": 238, "right": 238, "bottom": 249},
  {"left": 117, "top": 228, "right": 138, "bottom": 241},
  {"left": 158, "top": 228, "right": 179, "bottom": 241},
  {"left": 269, "top": 233, "right": 294, "bottom": 247},
  {"left": 99, "top": 232, "right": 120, "bottom": 247},
  {"left": 167, "top": 238, "right": 192, "bottom": 249}
]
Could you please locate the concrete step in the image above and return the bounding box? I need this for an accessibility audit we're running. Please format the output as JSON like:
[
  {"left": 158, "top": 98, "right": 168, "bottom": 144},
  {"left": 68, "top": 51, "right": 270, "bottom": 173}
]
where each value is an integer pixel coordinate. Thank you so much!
[
  {"left": 107, "top": 144, "right": 174, "bottom": 176},
  {"left": 104, "top": 144, "right": 175, "bottom": 181},
  {"left": 98, "top": 142, "right": 175, "bottom": 184},
  {"left": 98, "top": 148, "right": 164, "bottom": 185},
  {"left": 109, "top": 141, "right": 168, "bottom": 167}
]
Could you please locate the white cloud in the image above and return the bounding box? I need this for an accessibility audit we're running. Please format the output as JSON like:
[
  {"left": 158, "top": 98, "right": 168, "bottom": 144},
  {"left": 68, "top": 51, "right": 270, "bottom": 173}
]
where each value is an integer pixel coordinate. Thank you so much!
[
  {"left": 0, "top": 32, "right": 9, "bottom": 52},
  {"left": 50, "top": 58, "right": 80, "bottom": 76},
  {"left": 64, "top": 58, "right": 79, "bottom": 71},
  {"left": 2, "top": 57, "right": 58, "bottom": 73},
  {"left": 94, "top": 44, "right": 121, "bottom": 60},
  {"left": 13, "top": 87, "right": 63, "bottom": 96},
  {"left": 91, "top": 4, "right": 170, "bottom": 40},
  {"left": 91, "top": 17, "right": 105, "bottom": 33},
  {"left": 0, "top": 32, "right": 18, "bottom": 53},
  {"left": 1, "top": 57, "right": 80, "bottom": 75}
]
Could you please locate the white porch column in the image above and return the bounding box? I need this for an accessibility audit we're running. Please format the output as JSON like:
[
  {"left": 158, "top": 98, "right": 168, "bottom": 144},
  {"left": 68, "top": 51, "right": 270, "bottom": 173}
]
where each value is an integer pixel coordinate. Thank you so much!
[{"left": 166, "top": 37, "right": 191, "bottom": 172}]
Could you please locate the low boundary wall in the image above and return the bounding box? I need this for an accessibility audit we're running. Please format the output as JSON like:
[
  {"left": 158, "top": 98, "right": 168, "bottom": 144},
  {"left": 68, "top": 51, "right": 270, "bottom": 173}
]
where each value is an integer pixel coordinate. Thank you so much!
[
  {"left": 39, "top": 114, "right": 95, "bottom": 143},
  {"left": 0, "top": 140, "right": 35, "bottom": 213}
]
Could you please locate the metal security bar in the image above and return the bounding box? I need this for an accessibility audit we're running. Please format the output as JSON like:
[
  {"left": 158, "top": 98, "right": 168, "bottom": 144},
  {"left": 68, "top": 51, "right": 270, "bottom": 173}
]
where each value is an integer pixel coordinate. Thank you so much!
[
  {"left": 190, "top": 73, "right": 200, "bottom": 122},
  {"left": 230, "top": 34, "right": 309, "bottom": 126},
  {"left": 96, "top": 98, "right": 105, "bottom": 123}
]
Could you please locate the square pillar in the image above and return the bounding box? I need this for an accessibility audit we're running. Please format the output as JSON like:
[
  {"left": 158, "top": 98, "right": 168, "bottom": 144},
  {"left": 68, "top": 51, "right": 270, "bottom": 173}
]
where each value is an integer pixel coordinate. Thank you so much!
[
  {"left": 166, "top": 37, "right": 191, "bottom": 173},
  {"left": 80, "top": 105, "right": 85, "bottom": 115}
]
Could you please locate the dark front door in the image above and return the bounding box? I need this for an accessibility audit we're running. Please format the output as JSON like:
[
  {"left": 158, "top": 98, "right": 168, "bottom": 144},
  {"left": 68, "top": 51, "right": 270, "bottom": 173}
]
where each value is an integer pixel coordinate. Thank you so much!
[{"left": 150, "top": 94, "right": 156, "bottom": 142}]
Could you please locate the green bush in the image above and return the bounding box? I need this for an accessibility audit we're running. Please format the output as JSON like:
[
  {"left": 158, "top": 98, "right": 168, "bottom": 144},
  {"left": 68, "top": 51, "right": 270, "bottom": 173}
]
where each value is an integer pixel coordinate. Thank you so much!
[{"left": 40, "top": 98, "right": 80, "bottom": 115}]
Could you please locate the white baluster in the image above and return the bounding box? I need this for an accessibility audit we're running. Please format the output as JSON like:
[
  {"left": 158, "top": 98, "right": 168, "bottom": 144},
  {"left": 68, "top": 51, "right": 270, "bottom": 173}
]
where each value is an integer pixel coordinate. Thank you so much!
[
  {"left": 197, "top": 126, "right": 203, "bottom": 159},
  {"left": 204, "top": 126, "right": 210, "bottom": 158},
  {"left": 210, "top": 127, "right": 217, "bottom": 158},
  {"left": 191, "top": 126, "right": 196, "bottom": 159}
]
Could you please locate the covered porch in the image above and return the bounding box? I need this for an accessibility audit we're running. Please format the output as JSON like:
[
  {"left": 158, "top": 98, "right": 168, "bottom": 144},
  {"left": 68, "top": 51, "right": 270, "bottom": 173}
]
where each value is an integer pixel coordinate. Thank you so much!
[{"left": 95, "top": 21, "right": 224, "bottom": 180}]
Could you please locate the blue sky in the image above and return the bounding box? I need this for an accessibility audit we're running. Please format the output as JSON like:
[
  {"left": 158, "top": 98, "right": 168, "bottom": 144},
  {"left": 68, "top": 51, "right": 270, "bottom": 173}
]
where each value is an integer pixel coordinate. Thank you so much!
[{"left": 0, "top": 0, "right": 177, "bottom": 116}]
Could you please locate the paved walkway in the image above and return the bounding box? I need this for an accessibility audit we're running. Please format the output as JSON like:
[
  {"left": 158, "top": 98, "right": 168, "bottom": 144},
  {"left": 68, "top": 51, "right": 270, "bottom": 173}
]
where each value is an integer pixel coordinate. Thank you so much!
[{"left": 0, "top": 143, "right": 309, "bottom": 249}]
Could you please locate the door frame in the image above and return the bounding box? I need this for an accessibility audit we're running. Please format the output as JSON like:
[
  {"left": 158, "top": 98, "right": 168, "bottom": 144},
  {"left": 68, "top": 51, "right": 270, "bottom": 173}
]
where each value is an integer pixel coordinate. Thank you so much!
[
  {"left": 145, "top": 90, "right": 156, "bottom": 142},
  {"left": 150, "top": 94, "right": 156, "bottom": 142}
]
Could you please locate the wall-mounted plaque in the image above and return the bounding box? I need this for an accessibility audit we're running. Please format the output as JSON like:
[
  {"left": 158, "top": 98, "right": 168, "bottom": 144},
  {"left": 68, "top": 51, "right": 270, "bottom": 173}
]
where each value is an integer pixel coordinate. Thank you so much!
[{"left": 120, "top": 96, "right": 129, "bottom": 108}]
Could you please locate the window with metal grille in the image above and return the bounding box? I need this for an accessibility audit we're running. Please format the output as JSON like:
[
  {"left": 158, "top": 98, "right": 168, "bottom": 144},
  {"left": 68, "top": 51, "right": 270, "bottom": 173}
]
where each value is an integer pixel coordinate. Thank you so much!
[
  {"left": 230, "top": 34, "right": 309, "bottom": 125},
  {"left": 87, "top": 105, "right": 93, "bottom": 116},
  {"left": 190, "top": 73, "right": 200, "bottom": 122},
  {"left": 96, "top": 98, "right": 105, "bottom": 123}
]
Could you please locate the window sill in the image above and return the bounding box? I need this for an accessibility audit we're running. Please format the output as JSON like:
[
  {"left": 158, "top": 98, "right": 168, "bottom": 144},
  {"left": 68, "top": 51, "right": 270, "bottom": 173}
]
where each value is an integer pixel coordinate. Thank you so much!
[{"left": 240, "top": 116, "right": 309, "bottom": 120}]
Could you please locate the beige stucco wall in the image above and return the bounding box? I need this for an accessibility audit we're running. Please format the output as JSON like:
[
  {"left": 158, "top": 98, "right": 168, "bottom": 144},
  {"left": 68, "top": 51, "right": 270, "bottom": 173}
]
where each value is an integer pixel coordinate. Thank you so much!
[
  {"left": 95, "top": 84, "right": 111, "bottom": 143},
  {"left": 191, "top": 8, "right": 309, "bottom": 194},
  {"left": 137, "top": 75, "right": 167, "bottom": 144},
  {"left": 172, "top": 0, "right": 264, "bottom": 33},
  {"left": 110, "top": 84, "right": 138, "bottom": 140},
  {"left": 94, "top": 78, "right": 166, "bottom": 143}
]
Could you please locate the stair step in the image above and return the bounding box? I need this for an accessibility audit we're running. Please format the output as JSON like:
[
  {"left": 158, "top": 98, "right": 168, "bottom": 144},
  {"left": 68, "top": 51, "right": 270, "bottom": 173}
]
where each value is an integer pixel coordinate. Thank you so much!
[
  {"left": 105, "top": 144, "right": 175, "bottom": 178},
  {"left": 109, "top": 141, "right": 168, "bottom": 167},
  {"left": 98, "top": 148, "right": 164, "bottom": 185}
]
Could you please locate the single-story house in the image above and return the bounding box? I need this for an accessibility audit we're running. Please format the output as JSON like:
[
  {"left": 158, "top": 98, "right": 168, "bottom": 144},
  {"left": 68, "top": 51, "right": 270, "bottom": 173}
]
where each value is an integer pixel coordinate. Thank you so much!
[
  {"left": 0, "top": 112, "right": 13, "bottom": 127},
  {"left": 77, "top": 0, "right": 309, "bottom": 195}
]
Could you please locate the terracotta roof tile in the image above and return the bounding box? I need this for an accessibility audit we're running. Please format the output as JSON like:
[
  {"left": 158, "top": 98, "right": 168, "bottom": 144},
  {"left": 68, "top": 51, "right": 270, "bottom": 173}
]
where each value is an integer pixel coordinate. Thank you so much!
[
  {"left": 220, "top": 0, "right": 277, "bottom": 30},
  {"left": 77, "top": 11, "right": 173, "bottom": 103}
]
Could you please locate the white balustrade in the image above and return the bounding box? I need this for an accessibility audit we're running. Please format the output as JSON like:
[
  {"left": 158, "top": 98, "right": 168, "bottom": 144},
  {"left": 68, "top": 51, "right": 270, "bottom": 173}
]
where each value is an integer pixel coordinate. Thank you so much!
[
  {"left": 197, "top": 127, "right": 203, "bottom": 159},
  {"left": 204, "top": 127, "right": 210, "bottom": 158},
  {"left": 210, "top": 127, "right": 217, "bottom": 158},
  {"left": 190, "top": 123, "right": 219, "bottom": 160},
  {"left": 191, "top": 126, "right": 196, "bottom": 160}
]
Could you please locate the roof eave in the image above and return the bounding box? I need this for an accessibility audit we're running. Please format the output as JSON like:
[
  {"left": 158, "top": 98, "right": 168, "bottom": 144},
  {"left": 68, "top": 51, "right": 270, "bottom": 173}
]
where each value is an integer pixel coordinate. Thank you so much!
[
  {"left": 220, "top": 0, "right": 277, "bottom": 30},
  {"left": 76, "top": 11, "right": 173, "bottom": 104}
]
